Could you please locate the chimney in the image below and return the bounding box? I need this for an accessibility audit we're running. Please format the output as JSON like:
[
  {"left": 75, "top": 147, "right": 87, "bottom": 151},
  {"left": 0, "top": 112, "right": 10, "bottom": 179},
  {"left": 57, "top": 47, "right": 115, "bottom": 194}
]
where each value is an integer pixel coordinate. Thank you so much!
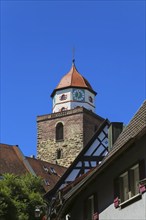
[{"left": 108, "top": 122, "right": 123, "bottom": 151}]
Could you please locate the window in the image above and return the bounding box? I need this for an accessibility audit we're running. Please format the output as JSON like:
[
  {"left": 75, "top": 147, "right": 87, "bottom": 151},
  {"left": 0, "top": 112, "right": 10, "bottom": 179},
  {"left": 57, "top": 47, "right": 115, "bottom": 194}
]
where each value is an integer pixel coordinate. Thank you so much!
[
  {"left": 114, "top": 160, "right": 145, "bottom": 207},
  {"left": 57, "top": 149, "right": 62, "bottom": 159},
  {"left": 60, "top": 94, "right": 67, "bottom": 101},
  {"left": 43, "top": 166, "right": 49, "bottom": 173},
  {"left": 119, "top": 164, "right": 139, "bottom": 203},
  {"left": 89, "top": 96, "right": 93, "bottom": 103},
  {"left": 50, "top": 167, "right": 57, "bottom": 175},
  {"left": 56, "top": 122, "right": 64, "bottom": 141},
  {"left": 44, "top": 179, "right": 50, "bottom": 186},
  {"left": 84, "top": 195, "right": 94, "bottom": 220},
  {"left": 61, "top": 107, "right": 67, "bottom": 112},
  {"left": 84, "top": 194, "right": 98, "bottom": 220}
]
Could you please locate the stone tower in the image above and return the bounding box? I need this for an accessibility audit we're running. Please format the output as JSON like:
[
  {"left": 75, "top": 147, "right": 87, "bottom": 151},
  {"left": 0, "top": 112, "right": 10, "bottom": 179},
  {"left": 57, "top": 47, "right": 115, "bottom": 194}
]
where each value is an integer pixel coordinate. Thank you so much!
[{"left": 37, "top": 61, "right": 105, "bottom": 167}]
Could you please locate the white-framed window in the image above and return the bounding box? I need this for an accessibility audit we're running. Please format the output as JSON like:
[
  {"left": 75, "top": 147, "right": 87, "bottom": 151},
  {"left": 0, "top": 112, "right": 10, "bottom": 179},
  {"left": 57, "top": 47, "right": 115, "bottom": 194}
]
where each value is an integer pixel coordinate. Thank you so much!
[
  {"left": 114, "top": 160, "right": 146, "bottom": 208},
  {"left": 119, "top": 164, "right": 139, "bottom": 203},
  {"left": 84, "top": 194, "right": 98, "bottom": 220}
]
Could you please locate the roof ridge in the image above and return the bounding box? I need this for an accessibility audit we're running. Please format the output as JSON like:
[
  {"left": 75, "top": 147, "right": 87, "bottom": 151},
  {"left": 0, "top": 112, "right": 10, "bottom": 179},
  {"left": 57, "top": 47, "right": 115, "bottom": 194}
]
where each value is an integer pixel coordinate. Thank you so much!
[{"left": 13, "top": 146, "right": 36, "bottom": 176}]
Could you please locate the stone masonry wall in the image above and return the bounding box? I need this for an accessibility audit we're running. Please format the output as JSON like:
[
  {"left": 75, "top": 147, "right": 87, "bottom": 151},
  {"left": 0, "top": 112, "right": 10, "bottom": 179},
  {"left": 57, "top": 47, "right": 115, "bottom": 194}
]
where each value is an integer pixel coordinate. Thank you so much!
[
  {"left": 83, "top": 109, "right": 104, "bottom": 146},
  {"left": 37, "top": 108, "right": 104, "bottom": 167},
  {"left": 37, "top": 108, "right": 84, "bottom": 167}
]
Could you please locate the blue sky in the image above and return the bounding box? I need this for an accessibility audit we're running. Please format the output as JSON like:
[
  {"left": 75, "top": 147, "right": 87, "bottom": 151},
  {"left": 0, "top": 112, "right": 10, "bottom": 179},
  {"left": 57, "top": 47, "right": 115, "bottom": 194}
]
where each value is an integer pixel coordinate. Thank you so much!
[{"left": 1, "top": 0, "right": 145, "bottom": 157}]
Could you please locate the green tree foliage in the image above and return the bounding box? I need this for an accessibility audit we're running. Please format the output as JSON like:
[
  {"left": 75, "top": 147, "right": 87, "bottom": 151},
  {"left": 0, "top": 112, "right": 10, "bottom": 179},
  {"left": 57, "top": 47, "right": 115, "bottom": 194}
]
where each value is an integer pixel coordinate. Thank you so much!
[{"left": 0, "top": 173, "right": 47, "bottom": 220}]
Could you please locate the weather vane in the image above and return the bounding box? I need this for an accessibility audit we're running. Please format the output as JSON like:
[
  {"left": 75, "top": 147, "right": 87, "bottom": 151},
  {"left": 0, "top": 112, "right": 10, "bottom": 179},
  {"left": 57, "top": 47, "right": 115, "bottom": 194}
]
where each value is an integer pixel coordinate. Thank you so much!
[{"left": 72, "top": 47, "right": 75, "bottom": 64}]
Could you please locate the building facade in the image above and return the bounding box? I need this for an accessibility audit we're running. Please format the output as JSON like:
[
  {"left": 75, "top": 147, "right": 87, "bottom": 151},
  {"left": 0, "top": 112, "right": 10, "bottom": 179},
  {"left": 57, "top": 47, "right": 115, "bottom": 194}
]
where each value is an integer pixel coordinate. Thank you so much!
[{"left": 50, "top": 100, "right": 146, "bottom": 220}]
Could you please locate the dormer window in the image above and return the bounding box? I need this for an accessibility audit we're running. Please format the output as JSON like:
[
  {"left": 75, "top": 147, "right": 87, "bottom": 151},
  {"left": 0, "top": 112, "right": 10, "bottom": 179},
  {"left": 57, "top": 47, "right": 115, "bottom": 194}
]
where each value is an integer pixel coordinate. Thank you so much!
[
  {"left": 44, "top": 179, "right": 50, "bottom": 186},
  {"left": 43, "top": 166, "right": 49, "bottom": 173},
  {"left": 60, "top": 94, "right": 67, "bottom": 101},
  {"left": 50, "top": 167, "right": 57, "bottom": 175},
  {"left": 56, "top": 122, "right": 64, "bottom": 141}
]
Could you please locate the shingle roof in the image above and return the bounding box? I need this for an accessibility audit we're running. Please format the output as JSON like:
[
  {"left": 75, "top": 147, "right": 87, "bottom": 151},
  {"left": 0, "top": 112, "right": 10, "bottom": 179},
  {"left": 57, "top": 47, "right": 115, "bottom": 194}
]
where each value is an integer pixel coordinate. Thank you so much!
[
  {"left": 105, "top": 100, "right": 146, "bottom": 160},
  {"left": 0, "top": 143, "right": 67, "bottom": 192}
]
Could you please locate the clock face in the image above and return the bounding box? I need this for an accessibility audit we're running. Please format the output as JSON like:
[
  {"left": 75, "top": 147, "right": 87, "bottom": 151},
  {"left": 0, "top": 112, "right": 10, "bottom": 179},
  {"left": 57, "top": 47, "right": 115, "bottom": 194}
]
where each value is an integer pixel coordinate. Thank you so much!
[{"left": 73, "top": 89, "right": 85, "bottom": 101}]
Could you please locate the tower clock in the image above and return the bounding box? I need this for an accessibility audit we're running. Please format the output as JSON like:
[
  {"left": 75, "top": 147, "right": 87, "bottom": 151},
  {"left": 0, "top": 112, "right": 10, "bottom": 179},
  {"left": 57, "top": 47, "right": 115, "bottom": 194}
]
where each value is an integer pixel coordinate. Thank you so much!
[{"left": 73, "top": 89, "right": 85, "bottom": 101}]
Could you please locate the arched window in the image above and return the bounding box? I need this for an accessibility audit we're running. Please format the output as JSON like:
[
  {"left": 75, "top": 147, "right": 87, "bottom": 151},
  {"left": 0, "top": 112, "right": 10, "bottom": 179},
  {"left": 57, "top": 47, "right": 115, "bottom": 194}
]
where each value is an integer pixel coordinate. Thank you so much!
[
  {"left": 89, "top": 96, "right": 93, "bottom": 103},
  {"left": 56, "top": 122, "right": 64, "bottom": 141},
  {"left": 60, "top": 94, "right": 67, "bottom": 101},
  {"left": 61, "top": 107, "right": 66, "bottom": 111}
]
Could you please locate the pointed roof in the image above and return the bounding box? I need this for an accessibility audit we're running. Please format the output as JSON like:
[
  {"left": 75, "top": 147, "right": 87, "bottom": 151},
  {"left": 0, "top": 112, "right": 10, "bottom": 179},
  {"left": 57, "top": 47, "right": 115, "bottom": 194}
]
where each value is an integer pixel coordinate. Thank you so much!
[{"left": 51, "top": 61, "right": 97, "bottom": 97}]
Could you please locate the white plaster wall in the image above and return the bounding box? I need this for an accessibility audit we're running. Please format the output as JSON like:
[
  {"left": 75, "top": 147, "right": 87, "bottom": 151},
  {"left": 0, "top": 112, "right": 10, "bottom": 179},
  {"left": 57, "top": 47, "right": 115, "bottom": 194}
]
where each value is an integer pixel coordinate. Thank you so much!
[
  {"left": 53, "top": 88, "right": 72, "bottom": 112},
  {"left": 53, "top": 88, "right": 95, "bottom": 113},
  {"left": 71, "top": 102, "right": 95, "bottom": 112},
  {"left": 100, "top": 193, "right": 146, "bottom": 220},
  {"left": 85, "top": 90, "right": 95, "bottom": 106},
  {"left": 53, "top": 102, "right": 71, "bottom": 113}
]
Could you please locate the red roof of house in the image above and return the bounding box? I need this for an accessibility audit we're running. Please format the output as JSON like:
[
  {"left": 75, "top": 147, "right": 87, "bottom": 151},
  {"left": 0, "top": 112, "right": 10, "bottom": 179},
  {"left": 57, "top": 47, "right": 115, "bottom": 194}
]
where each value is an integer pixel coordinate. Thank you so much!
[
  {"left": 27, "top": 157, "right": 67, "bottom": 192},
  {"left": 0, "top": 144, "right": 29, "bottom": 175},
  {"left": 0, "top": 143, "right": 67, "bottom": 192}
]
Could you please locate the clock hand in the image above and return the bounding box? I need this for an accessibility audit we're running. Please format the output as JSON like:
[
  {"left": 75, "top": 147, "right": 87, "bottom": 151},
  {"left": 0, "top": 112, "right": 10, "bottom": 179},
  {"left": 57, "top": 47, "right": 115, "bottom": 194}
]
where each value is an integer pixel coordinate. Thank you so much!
[{"left": 77, "top": 91, "right": 80, "bottom": 98}]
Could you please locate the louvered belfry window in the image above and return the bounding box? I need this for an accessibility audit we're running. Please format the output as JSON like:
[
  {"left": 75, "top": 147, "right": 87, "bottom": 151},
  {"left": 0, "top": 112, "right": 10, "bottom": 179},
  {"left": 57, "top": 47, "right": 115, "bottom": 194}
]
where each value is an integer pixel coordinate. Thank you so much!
[{"left": 56, "top": 122, "right": 64, "bottom": 141}]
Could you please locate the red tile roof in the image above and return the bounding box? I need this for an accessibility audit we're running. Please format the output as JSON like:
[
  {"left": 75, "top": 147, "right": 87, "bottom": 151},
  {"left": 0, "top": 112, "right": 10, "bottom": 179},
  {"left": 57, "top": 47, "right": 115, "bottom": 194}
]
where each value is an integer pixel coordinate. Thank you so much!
[
  {"left": 0, "top": 143, "right": 67, "bottom": 192},
  {"left": 0, "top": 144, "right": 28, "bottom": 175},
  {"left": 27, "top": 157, "right": 67, "bottom": 192}
]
